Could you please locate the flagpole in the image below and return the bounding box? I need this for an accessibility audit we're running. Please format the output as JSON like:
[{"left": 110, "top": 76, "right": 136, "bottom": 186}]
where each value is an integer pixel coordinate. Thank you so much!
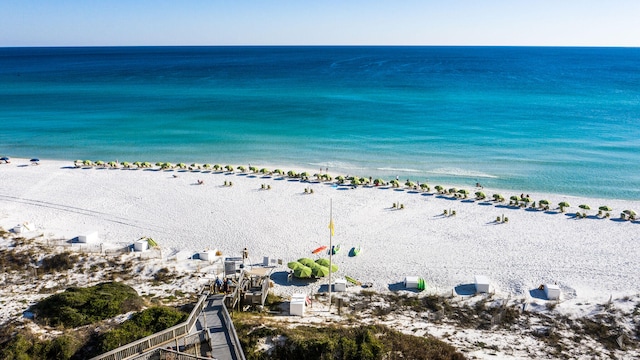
[{"left": 328, "top": 198, "right": 333, "bottom": 311}]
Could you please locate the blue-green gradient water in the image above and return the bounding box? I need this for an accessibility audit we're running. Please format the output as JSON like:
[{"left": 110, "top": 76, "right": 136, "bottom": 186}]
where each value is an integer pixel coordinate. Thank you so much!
[{"left": 1, "top": 46, "right": 639, "bottom": 199}]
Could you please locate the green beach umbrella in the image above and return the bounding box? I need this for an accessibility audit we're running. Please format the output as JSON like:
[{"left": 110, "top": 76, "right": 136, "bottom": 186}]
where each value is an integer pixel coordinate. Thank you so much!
[
  {"left": 448, "top": 188, "right": 458, "bottom": 195},
  {"left": 390, "top": 179, "right": 400, "bottom": 188},
  {"left": 213, "top": 164, "right": 222, "bottom": 171},
  {"left": 83, "top": 160, "right": 93, "bottom": 166},
  {"left": 249, "top": 166, "right": 258, "bottom": 173},
  {"left": 202, "top": 163, "right": 212, "bottom": 169},
  {"left": 177, "top": 163, "right": 187, "bottom": 169},
  {"left": 190, "top": 163, "right": 201, "bottom": 169},
  {"left": 287, "top": 261, "right": 304, "bottom": 270},
  {"left": 405, "top": 181, "right": 416, "bottom": 188},
  {"left": 623, "top": 209, "right": 636, "bottom": 216},
  {"left": 121, "top": 161, "right": 131, "bottom": 168},
  {"left": 522, "top": 197, "right": 532, "bottom": 204},
  {"left": 95, "top": 160, "right": 105, "bottom": 166},
  {"left": 161, "top": 162, "right": 173, "bottom": 169},
  {"left": 336, "top": 175, "right": 345, "bottom": 184},
  {"left": 133, "top": 161, "right": 143, "bottom": 168},
  {"left": 420, "top": 183, "right": 430, "bottom": 191},
  {"left": 293, "top": 266, "right": 312, "bottom": 279},
  {"left": 237, "top": 165, "right": 246, "bottom": 172},
  {"left": 510, "top": 195, "right": 521, "bottom": 202},
  {"left": 260, "top": 168, "right": 270, "bottom": 174},
  {"left": 492, "top": 193, "right": 504, "bottom": 202},
  {"left": 558, "top": 201, "right": 571, "bottom": 212},
  {"left": 475, "top": 191, "right": 486, "bottom": 199},
  {"left": 273, "top": 169, "right": 284, "bottom": 175},
  {"left": 225, "top": 165, "right": 234, "bottom": 171},
  {"left": 579, "top": 204, "right": 591, "bottom": 210},
  {"left": 287, "top": 170, "right": 298, "bottom": 177},
  {"left": 142, "top": 162, "right": 152, "bottom": 168},
  {"left": 435, "top": 185, "right": 444, "bottom": 193},
  {"left": 155, "top": 162, "right": 164, "bottom": 167},
  {"left": 351, "top": 177, "right": 362, "bottom": 186},
  {"left": 315, "top": 258, "right": 331, "bottom": 267},
  {"left": 311, "top": 265, "right": 330, "bottom": 278},
  {"left": 107, "top": 161, "right": 118, "bottom": 168},
  {"left": 300, "top": 171, "right": 310, "bottom": 179},
  {"left": 599, "top": 205, "right": 612, "bottom": 211},
  {"left": 298, "top": 258, "right": 316, "bottom": 267},
  {"left": 457, "top": 189, "right": 469, "bottom": 198}
]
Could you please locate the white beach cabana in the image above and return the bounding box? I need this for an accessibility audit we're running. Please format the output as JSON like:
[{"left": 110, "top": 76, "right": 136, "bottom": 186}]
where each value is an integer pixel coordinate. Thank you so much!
[
  {"left": 199, "top": 249, "right": 219, "bottom": 262},
  {"left": 134, "top": 239, "right": 149, "bottom": 252},
  {"left": 404, "top": 276, "right": 420, "bottom": 289},
  {"left": 333, "top": 279, "right": 347, "bottom": 292},
  {"left": 290, "top": 293, "right": 307, "bottom": 316},
  {"left": 544, "top": 284, "right": 561, "bottom": 300},
  {"left": 78, "top": 232, "right": 99, "bottom": 243},
  {"left": 474, "top": 275, "right": 491, "bottom": 293}
]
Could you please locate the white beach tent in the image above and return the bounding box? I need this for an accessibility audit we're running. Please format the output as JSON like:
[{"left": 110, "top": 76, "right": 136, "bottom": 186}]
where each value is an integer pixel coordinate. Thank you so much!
[
  {"left": 474, "top": 275, "right": 491, "bottom": 293},
  {"left": 290, "top": 293, "right": 307, "bottom": 316},
  {"left": 78, "top": 232, "right": 99, "bottom": 243},
  {"left": 404, "top": 276, "right": 420, "bottom": 289},
  {"left": 544, "top": 284, "right": 561, "bottom": 300},
  {"left": 134, "top": 239, "right": 149, "bottom": 252},
  {"left": 333, "top": 279, "right": 347, "bottom": 292},
  {"left": 199, "top": 249, "right": 219, "bottom": 262}
]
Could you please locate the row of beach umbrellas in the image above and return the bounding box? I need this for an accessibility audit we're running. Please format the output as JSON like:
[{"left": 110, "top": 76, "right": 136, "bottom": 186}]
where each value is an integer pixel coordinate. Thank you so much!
[{"left": 0, "top": 157, "right": 39, "bottom": 164}]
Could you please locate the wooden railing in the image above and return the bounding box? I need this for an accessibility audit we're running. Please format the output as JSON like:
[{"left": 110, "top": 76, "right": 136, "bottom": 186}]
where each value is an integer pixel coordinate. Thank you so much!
[
  {"left": 220, "top": 299, "right": 246, "bottom": 360},
  {"left": 90, "top": 293, "right": 208, "bottom": 360}
]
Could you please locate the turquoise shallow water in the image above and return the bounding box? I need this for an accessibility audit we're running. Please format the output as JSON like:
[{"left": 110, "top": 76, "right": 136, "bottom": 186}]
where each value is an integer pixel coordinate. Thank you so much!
[{"left": 1, "top": 46, "right": 639, "bottom": 199}]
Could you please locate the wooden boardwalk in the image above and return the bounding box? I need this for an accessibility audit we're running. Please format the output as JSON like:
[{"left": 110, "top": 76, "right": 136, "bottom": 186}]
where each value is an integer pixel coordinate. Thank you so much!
[{"left": 190, "top": 294, "right": 244, "bottom": 360}]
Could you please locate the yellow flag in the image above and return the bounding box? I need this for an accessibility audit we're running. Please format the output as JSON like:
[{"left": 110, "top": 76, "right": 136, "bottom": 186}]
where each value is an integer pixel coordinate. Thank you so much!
[{"left": 328, "top": 219, "right": 335, "bottom": 236}]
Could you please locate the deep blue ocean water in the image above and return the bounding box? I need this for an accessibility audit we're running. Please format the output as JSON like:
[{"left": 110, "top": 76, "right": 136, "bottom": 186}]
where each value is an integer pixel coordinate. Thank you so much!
[{"left": 1, "top": 46, "right": 639, "bottom": 199}]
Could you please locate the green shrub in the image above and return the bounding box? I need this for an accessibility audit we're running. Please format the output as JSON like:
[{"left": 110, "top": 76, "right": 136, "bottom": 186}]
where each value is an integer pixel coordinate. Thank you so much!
[
  {"left": 41, "top": 252, "right": 78, "bottom": 273},
  {"left": 32, "top": 282, "right": 143, "bottom": 328},
  {"left": 97, "top": 306, "right": 187, "bottom": 353}
]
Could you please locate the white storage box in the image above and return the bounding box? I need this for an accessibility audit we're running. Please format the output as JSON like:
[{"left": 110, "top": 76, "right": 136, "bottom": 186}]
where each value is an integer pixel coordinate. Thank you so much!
[
  {"left": 290, "top": 293, "right": 307, "bottom": 316},
  {"left": 78, "top": 232, "right": 99, "bottom": 243},
  {"left": 404, "top": 276, "right": 420, "bottom": 289},
  {"left": 544, "top": 284, "right": 561, "bottom": 300},
  {"left": 474, "top": 275, "right": 490, "bottom": 293},
  {"left": 199, "top": 249, "right": 218, "bottom": 262},
  {"left": 333, "top": 279, "right": 347, "bottom": 292},
  {"left": 134, "top": 239, "right": 148, "bottom": 252}
]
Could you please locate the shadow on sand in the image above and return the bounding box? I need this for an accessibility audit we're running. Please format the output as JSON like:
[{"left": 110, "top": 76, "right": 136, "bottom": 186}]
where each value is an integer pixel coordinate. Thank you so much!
[
  {"left": 454, "top": 284, "right": 476, "bottom": 296},
  {"left": 270, "top": 271, "right": 316, "bottom": 288},
  {"left": 529, "top": 288, "right": 548, "bottom": 300}
]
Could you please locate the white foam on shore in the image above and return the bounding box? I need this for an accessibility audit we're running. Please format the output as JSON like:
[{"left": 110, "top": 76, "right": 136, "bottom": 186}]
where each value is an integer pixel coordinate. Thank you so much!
[{"left": 1, "top": 158, "right": 639, "bottom": 303}]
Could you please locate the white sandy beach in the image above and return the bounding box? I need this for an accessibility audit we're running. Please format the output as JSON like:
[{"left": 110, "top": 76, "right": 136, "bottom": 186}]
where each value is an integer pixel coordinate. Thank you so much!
[{"left": 1, "top": 157, "right": 639, "bottom": 303}]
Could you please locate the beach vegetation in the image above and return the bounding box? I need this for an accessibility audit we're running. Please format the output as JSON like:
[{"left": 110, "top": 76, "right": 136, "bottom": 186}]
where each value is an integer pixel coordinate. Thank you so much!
[
  {"left": 41, "top": 252, "right": 79, "bottom": 273},
  {"left": 93, "top": 306, "right": 188, "bottom": 354},
  {"left": 234, "top": 320, "right": 464, "bottom": 360},
  {"left": 31, "top": 282, "right": 143, "bottom": 328}
]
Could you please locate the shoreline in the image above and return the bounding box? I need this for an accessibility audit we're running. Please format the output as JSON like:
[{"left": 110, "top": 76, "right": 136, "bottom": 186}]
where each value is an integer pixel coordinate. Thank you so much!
[{"left": 1, "top": 157, "right": 640, "bottom": 303}]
